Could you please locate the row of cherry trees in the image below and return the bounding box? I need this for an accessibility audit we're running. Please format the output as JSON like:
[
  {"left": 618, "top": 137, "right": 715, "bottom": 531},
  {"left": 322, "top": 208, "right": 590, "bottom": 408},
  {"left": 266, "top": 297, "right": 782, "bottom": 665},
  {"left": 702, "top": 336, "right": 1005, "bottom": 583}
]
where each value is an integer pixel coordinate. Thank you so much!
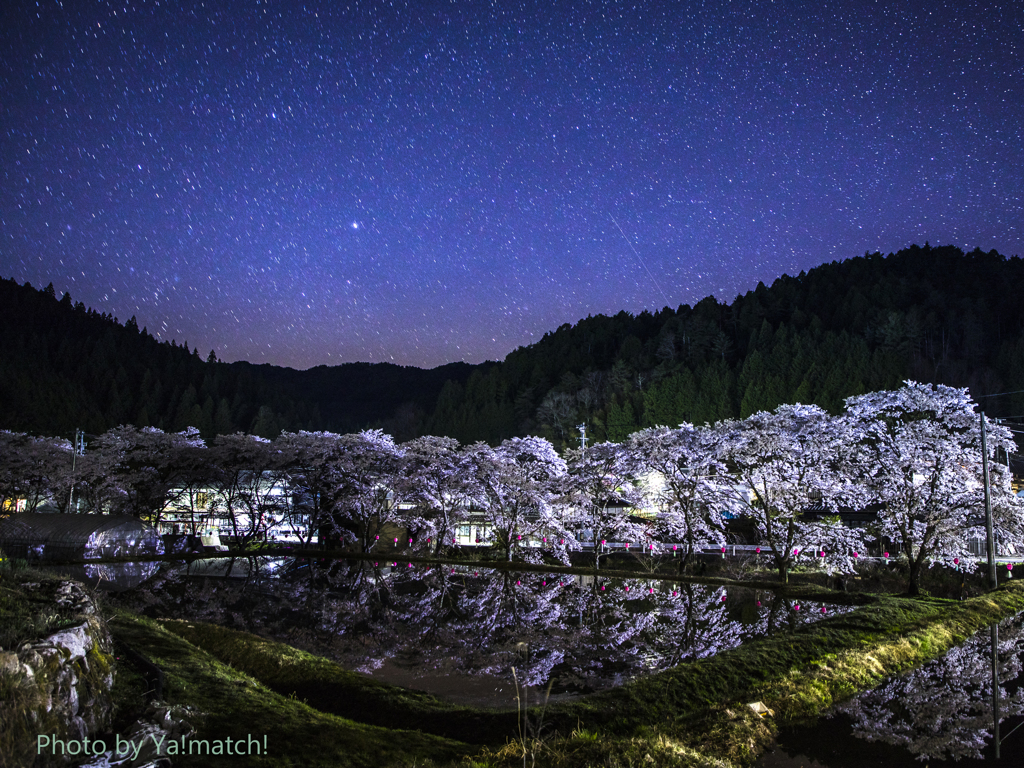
[{"left": 2, "top": 382, "right": 1022, "bottom": 593}]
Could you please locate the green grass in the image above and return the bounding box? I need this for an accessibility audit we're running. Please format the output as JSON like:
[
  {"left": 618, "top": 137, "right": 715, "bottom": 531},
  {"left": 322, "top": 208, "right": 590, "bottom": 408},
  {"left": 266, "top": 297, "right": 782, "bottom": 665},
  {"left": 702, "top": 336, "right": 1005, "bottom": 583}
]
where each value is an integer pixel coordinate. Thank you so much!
[
  {"left": 107, "top": 611, "right": 476, "bottom": 768},
  {"left": 137, "top": 581, "right": 1024, "bottom": 768},
  {"left": 0, "top": 569, "right": 83, "bottom": 650}
]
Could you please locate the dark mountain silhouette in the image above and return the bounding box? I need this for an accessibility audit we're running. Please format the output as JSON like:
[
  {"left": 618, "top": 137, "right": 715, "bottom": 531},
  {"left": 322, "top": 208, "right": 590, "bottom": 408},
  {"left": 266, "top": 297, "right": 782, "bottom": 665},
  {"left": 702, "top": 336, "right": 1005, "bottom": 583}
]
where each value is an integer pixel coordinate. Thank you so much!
[
  {"left": 0, "top": 276, "right": 479, "bottom": 441},
  {"left": 3, "top": 244, "right": 1021, "bottom": 446}
]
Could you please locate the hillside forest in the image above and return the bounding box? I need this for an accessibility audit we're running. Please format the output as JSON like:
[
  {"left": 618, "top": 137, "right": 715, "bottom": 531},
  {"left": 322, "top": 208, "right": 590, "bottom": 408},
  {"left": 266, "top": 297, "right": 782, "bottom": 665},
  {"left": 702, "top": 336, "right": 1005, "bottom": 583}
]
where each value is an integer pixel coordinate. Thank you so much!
[{"left": 2, "top": 243, "right": 1023, "bottom": 448}]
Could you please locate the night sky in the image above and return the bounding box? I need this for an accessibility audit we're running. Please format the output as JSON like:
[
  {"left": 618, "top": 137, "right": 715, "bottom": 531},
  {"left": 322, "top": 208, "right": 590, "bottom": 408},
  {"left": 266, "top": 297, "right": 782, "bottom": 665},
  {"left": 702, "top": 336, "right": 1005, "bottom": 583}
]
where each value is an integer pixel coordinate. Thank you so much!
[{"left": 2, "top": 1, "right": 1022, "bottom": 370}]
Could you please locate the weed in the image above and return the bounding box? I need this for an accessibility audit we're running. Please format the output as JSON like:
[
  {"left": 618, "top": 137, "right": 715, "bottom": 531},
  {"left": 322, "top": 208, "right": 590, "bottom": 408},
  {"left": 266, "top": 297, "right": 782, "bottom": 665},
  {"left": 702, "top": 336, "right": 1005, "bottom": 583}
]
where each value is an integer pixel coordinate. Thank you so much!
[{"left": 511, "top": 663, "right": 553, "bottom": 768}]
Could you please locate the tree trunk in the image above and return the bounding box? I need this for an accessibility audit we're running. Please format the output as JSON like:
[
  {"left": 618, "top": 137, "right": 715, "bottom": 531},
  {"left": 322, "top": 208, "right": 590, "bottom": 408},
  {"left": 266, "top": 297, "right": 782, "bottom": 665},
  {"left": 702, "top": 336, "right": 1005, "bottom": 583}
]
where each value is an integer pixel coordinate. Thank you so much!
[{"left": 907, "top": 557, "right": 921, "bottom": 596}]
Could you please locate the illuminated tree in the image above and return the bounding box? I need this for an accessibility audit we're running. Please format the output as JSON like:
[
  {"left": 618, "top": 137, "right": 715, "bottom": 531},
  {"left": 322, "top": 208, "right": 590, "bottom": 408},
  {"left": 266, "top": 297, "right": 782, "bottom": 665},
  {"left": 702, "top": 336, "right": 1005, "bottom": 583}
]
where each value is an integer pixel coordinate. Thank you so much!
[
  {"left": 843, "top": 382, "right": 1024, "bottom": 595},
  {"left": 564, "top": 441, "right": 647, "bottom": 568},
  {"left": 719, "top": 404, "right": 863, "bottom": 583},
  {"left": 329, "top": 429, "right": 408, "bottom": 552},
  {"left": 0, "top": 431, "right": 73, "bottom": 514},
  {"left": 467, "top": 436, "right": 572, "bottom": 563},
  {"left": 399, "top": 435, "right": 477, "bottom": 554},
  {"left": 627, "top": 424, "right": 733, "bottom": 568}
]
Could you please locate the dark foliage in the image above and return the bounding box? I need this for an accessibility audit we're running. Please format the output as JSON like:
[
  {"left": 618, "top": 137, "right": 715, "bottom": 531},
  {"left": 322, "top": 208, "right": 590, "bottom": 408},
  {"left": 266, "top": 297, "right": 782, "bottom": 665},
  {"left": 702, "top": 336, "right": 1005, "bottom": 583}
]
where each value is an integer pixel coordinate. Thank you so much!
[
  {"left": 424, "top": 244, "right": 1024, "bottom": 446},
  {"left": 0, "top": 277, "right": 477, "bottom": 440},
  {"left": 4, "top": 244, "right": 1022, "bottom": 447}
]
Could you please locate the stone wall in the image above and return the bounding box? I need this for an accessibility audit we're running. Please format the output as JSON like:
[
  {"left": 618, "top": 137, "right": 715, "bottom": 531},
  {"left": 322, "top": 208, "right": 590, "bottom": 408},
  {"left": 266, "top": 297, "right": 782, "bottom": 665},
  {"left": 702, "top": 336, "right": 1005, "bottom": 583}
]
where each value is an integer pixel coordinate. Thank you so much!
[{"left": 0, "top": 578, "right": 115, "bottom": 767}]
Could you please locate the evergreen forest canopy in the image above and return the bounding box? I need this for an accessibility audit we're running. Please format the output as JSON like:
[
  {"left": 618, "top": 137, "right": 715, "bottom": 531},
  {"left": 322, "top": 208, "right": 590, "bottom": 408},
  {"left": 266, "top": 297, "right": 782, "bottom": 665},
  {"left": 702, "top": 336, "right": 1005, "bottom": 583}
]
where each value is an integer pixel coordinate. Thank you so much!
[
  {"left": 0, "top": 277, "right": 478, "bottom": 441},
  {"left": 2, "top": 243, "right": 1023, "bottom": 446},
  {"left": 428, "top": 243, "right": 1024, "bottom": 446}
]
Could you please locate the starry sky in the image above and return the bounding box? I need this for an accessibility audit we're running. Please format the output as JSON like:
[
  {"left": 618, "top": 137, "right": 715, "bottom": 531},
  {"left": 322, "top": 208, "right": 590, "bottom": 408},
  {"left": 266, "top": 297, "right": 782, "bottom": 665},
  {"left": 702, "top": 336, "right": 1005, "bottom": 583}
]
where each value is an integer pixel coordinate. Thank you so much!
[{"left": 2, "top": 0, "right": 1022, "bottom": 370}]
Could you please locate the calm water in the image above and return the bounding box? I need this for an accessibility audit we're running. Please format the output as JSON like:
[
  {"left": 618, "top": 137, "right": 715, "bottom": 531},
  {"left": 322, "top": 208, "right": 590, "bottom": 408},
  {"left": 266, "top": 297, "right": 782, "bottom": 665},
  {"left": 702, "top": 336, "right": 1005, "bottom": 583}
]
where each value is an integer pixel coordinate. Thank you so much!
[
  {"left": 109, "top": 556, "right": 848, "bottom": 707},
  {"left": 757, "top": 612, "right": 1024, "bottom": 767}
]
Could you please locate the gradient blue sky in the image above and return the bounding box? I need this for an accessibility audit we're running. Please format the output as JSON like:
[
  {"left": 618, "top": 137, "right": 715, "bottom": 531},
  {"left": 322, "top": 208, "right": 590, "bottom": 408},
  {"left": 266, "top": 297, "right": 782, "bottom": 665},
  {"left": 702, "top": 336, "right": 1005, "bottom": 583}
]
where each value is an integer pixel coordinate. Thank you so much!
[{"left": 3, "top": 0, "right": 1022, "bottom": 369}]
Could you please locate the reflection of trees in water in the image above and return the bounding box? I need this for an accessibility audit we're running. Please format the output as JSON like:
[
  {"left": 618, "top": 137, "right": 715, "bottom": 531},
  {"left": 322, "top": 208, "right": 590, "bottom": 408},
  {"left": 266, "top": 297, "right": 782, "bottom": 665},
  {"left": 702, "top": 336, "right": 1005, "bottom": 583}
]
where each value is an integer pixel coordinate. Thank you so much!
[
  {"left": 729, "top": 588, "right": 856, "bottom": 640},
  {"left": 114, "top": 558, "right": 854, "bottom": 695},
  {"left": 835, "top": 613, "right": 1024, "bottom": 761}
]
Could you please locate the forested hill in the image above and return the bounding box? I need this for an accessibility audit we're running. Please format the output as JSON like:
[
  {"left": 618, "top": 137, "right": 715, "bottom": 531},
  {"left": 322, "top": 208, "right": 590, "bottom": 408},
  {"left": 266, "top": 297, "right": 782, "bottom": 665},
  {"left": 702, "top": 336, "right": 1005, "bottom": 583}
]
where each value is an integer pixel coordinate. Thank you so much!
[
  {"left": 4, "top": 244, "right": 1022, "bottom": 446},
  {"left": 0, "top": 277, "right": 478, "bottom": 440},
  {"left": 424, "top": 244, "right": 1024, "bottom": 446}
]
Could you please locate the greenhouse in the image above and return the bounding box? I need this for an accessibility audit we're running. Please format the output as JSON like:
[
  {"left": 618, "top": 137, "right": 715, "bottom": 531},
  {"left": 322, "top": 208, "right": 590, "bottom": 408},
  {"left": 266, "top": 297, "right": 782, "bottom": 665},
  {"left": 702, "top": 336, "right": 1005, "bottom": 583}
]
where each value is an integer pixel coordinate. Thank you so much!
[{"left": 0, "top": 512, "right": 163, "bottom": 562}]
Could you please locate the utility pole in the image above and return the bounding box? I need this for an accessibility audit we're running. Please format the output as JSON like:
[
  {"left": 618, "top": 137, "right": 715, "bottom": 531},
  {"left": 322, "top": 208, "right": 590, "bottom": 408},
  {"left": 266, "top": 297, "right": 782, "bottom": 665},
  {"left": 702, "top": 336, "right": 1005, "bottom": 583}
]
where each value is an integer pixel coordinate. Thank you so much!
[
  {"left": 577, "top": 424, "right": 588, "bottom": 459},
  {"left": 980, "top": 412, "right": 997, "bottom": 589},
  {"left": 67, "top": 428, "right": 83, "bottom": 513}
]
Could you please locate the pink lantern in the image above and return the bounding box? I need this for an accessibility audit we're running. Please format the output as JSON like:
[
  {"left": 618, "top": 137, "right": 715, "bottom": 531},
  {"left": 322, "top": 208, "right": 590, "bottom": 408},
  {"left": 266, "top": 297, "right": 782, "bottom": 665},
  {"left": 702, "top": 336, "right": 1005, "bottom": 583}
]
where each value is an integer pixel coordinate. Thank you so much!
[
  {"left": 517, "top": 534, "right": 522, "bottom": 540},
  {"left": 818, "top": 551, "right": 825, "bottom": 558},
  {"left": 601, "top": 585, "right": 606, "bottom": 591},
  {"left": 672, "top": 590, "right": 678, "bottom": 596},
  {"left": 560, "top": 538, "right": 565, "bottom": 545},
  {"left": 884, "top": 552, "right": 889, "bottom": 559},
  {"left": 374, "top": 561, "right": 378, "bottom": 566},
  {"left": 625, "top": 543, "right": 631, "bottom": 550},
  {"left": 721, "top": 594, "right": 727, "bottom": 602},
  {"left": 517, "top": 580, "right": 521, "bottom": 585},
  {"left": 407, "top": 563, "right": 413, "bottom": 568},
  {"left": 625, "top": 586, "right": 630, "bottom": 592},
  {"left": 721, "top": 546, "right": 726, "bottom": 559},
  {"left": 756, "top": 600, "right": 762, "bottom": 607},
  {"left": 756, "top": 546, "right": 761, "bottom": 554},
  {"left": 559, "top": 582, "right": 564, "bottom": 587},
  {"left": 954, "top": 558, "right": 960, "bottom": 565},
  {"left": 542, "top": 581, "right": 547, "bottom": 586},
  {"left": 649, "top": 587, "right": 654, "bottom": 594},
  {"left": 601, "top": 539, "right": 606, "bottom": 546},
  {"left": 543, "top": 537, "right": 547, "bottom": 544},
  {"left": 794, "top": 604, "right": 801, "bottom": 612},
  {"left": 408, "top": 538, "right": 413, "bottom": 545},
  {"left": 853, "top": 552, "right": 859, "bottom": 558},
  {"left": 821, "top": 606, "right": 827, "bottom": 614},
  {"left": 394, "top": 537, "right": 398, "bottom": 544},
  {"left": 375, "top": 535, "right": 379, "bottom": 540},
  {"left": 793, "top": 548, "right": 800, "bottom": 557}
]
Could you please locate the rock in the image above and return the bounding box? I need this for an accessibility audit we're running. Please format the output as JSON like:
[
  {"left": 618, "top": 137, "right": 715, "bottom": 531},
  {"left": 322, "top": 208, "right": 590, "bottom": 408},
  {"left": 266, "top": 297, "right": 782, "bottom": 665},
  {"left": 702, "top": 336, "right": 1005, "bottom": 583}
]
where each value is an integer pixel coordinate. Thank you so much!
[
  {"left": 48, "top": 622, "right": 94, "bottom": 661},
  {"left": 0, "top": 578, "right": 115, "bottom": 767}
]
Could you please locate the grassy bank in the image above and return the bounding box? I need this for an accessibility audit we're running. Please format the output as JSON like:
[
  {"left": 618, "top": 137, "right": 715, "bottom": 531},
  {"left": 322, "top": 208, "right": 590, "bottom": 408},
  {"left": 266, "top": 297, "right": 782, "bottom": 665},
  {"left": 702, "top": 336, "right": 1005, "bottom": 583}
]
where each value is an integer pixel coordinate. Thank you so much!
[
  {"left": 107, "top": 612, "right": 474, "bottom": 767},
  {"left": 106, "top": 581, "right": 1024, "bottom": 768}
]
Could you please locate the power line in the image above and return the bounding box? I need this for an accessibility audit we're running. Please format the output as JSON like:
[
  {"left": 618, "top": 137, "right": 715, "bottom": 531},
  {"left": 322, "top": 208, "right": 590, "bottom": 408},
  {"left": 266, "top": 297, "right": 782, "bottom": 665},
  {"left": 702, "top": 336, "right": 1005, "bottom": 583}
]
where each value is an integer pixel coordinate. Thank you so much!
[{"left": 977, "top": 389, "right": 1024, "bottom": 399}]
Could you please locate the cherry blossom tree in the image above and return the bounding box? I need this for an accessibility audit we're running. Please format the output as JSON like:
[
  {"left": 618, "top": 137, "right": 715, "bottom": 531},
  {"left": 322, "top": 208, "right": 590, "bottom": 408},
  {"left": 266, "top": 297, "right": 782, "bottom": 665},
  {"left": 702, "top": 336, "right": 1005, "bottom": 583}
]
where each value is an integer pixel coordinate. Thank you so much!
[
  {"left": 843, "top": 382, "right": 1024, "bottom": 595},
  {"left": 399, "top": 435, "right": 476, "bottom": 554},
  {"left": 563, "top": 441, "right": 647, "bottom": 568},
  {"left": 719, "top": 404, "right": 862, "bottom": 583},
  {"left": 329, "top": 429, "right": 409, "bottom": 552},
  {"left": 627, "top": 425, "right": 733, "bottom": 569},
  {"left": 467, "top": 436, "right": 572, "bottom": 563},
  {"left": 274, "top": 431, "right": 347, "bottom": 547},
  {"left": 83, "top": 426, "right": 208, "bottom": 520},
  {"left": 0, "top": 431, "right": 73, "bottom": 513},
  {"left": 210, "top": 432, "right": 288, "bottom": 546}
]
